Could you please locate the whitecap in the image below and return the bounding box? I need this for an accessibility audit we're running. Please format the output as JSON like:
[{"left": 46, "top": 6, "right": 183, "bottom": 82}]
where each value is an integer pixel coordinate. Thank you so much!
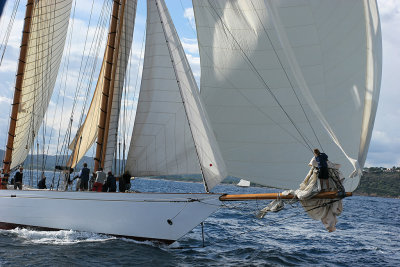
[{"left": 4, "top": 228, "right": 116, "bottom": 245}]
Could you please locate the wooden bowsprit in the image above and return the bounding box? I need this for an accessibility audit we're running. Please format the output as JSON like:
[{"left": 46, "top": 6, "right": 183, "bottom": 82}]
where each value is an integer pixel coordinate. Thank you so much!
[{"left": 219, "top": 191, "right": 352, "bottom": 201}]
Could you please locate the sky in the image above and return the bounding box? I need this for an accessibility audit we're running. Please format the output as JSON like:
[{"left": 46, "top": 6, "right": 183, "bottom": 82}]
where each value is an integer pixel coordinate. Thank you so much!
[{"left": 0, "top": 0, "right": 399, "bottom": 168}]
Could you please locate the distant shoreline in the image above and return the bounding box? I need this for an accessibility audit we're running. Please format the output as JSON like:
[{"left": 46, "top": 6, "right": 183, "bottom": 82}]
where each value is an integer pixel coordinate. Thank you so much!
[{"left": 5, "top": 164, "right": 399, "bottom": 198}]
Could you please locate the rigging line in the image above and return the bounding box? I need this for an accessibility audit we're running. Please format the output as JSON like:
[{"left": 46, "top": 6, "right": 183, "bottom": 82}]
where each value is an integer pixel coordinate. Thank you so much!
[
  {"left": 113, "top": 2, "right": 128, "bottom": 173},
  {"left": 205, "top": 0, "right": 313, "bottom": 152},
  {"left": 62, "top": 0, "right": 111, "bottom": 168},
  {"left": 40, "top": 1, "right": 53, "bottom": 176},
  {"left": 180, "top": 1, "right": 310, "bottom": 151},
  {"left": 67, "top": 0, "right": 112, "bottom": 164},
  {"left": 104, "top": 0, "right": 128, "bottom": 173},
  {"left": 27, "top": 0, "right": 42, "bottom": 181},
  {"left": 74, "top": 5, "right": 112, "bottom": 169},
  {"left": 120, "top": 3, "right": 133, "bottom": 169},
  {"left": 52, "top": 0, "right": 80, "bottom": 188},
  {"left": 54, "top": 0, "right": 78, "bottom": 156},
  {"left": 126, "top": 26, "right": 146, "bottom": 141},
  {"left": 248, "top": 0, "right": 323, "bottom": 152},
  {"left": 43, "top": 1, "right": 71, "bottom": 170},
  {"left": 64, "top": 0, "right": 98, "bottom": 166},
  {"left": 124, "top": 24, "right": 146, "bottom": 170},
  {"left": 155, "top": 0, "right": 210, "bottom": 192},
  {"left": 0, "top": 0, "right": 20, "bottom": 66},
  {"left": 70, "top": 0, "right": 97, "bottom": 125}
]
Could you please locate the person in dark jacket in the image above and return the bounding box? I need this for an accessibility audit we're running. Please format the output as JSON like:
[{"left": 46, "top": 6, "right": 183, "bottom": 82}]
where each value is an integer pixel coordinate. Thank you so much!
[
  {"left": 38, "top": 175, "right": 47, "bottom": 189},
  {"left": 14, "top": 166, "right": 23, "bottom": 190},
  {"left": 78, "top": 163, "right": 90, "bottom": 191},
  {"left": 119, "top": 171, "right": 131, "bottom": 192},
  {"left": 106, "top": 171, "right": 116, "bottom": 192},
  {"left": 314, "top": 148, "right": 329, "bottom": 191}
]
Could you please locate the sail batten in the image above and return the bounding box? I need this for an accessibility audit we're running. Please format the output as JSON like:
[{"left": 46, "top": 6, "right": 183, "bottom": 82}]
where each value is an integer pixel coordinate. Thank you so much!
[{"left": 126, "top": 0, "right": 227, "bottom": 190}]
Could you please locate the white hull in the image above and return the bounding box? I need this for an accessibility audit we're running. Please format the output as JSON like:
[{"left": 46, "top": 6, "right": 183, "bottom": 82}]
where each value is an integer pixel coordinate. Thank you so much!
[{"left": 0, "top": 190, "right": 222, "bottom": 243}]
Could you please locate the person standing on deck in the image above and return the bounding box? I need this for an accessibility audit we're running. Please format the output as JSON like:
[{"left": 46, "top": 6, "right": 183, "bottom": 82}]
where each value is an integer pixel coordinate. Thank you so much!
[
  {"left": 119, "top": 171, "right": 131, "bottom": 192},
  {"left": 105, "top": 171, "right": 116, "bottom": 192},
  {"left": 78, "top": 163, "right": 90, "bottom": 191},
  {"left": 14, "top": 166, "right": 23, "bottom": 190},
  {"left": 38, "top": 174, "right": 47, "bottom": 189},
  {"left": 62, "top": 169, "right": 73, "bottom": 191},
  {"left": 89, "top": 172, "right": 96, "bottom": 191},
  {"left": 93, "top": 168, "right": 106, "bottom": 192},
  {"left": 72, "top": 175, "right": 81, "bottom": 191},
  {"left": 314, "top": 148, "right": 329, "bottom": 191}
]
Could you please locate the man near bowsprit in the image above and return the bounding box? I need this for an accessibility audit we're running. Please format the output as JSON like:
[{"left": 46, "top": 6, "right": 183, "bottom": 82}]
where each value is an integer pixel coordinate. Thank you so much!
[{"left": 313, "top": 149, "right": 329, "bottom": 191}]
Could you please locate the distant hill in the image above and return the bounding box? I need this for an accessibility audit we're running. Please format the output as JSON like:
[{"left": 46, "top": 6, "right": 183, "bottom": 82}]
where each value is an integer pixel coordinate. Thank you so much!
[
  {"left": 355, "top": 171, "right": 400, "bottom": 198},
  {"left": 0, "top": 149, "right": 118, "bottom": 172}
]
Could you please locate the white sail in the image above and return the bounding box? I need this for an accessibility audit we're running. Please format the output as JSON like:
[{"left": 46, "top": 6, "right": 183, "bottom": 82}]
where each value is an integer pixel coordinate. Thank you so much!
[
  {"left": 126, "top": 0, "right": 227, "bottom": 191},
  {"left": 11, "top": 0, "right": 73, "bottom": 169},
  {"left": 193, "top": 0, "right": 382, "bottom": 191},
  {"left": 69, "top": 0, "right": 137, "bottom": 169}
]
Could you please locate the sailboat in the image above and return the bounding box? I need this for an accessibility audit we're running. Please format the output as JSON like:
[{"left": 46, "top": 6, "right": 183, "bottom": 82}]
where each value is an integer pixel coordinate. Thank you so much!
[
  {"left": 237, "top": 179, "right": 250, "bottom": 187},
  {"left": 0, "top": 0, "right": 381, "bottom": 244}
]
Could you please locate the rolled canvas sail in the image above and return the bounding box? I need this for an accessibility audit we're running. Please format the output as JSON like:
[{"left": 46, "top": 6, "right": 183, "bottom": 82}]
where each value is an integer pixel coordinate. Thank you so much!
[
  {"left": 126, "top": 0, "right": 227, "bottom": 191},
  {"left": 11, "top": 0, "right": 73, "bottom": 169},
  {"left": 193, "top": 0, "right": 381, "bottom": 191},
  {"left": 69, "top": 0, "right": 137, "bottom": 169},
  {"left": 103, "top": 0, "right": 137, "bottom": 173}
]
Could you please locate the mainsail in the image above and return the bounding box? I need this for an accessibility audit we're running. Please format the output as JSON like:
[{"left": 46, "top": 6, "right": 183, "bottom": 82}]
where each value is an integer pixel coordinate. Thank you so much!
[
  {"left": 126, "top": 0, "right": 227, "bottom": 191},
  {"left": 8, "top": 0, "right": 73, "bottom": 170},
  {"left": 68, "top": 0, "right": 137, "bottom": 170},
  {"left": 193, "top": 0, "right": 382, "bottom": 191}
]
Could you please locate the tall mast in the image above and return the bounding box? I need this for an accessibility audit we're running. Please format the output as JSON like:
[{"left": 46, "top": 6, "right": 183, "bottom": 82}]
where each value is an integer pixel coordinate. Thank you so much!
[
  {"left": 102, "top": 0, "right": 126, "bottom": 171},
  {"left": 94, "top": 0, "right": 121, "bottom": 172},
  {"left": 2, "top": 0, "right": 35, "bottom": 177}
]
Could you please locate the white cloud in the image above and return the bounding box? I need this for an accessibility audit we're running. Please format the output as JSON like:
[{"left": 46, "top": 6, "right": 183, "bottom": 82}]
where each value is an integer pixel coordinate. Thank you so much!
[
  {"left": 183, "top": 7, "right": 195, "bottom": 29},
  {"left": 181, "top": 37, "right": 199, "bottom": 54},
  {"left": 0, "top": 59, "right": 18, "bottom": 72},
  {"left": 365, "top": 0, "right": 400, "bottom": 167},
  {"left": 0, "top": 95, "right": 12, "bottom": 104}
]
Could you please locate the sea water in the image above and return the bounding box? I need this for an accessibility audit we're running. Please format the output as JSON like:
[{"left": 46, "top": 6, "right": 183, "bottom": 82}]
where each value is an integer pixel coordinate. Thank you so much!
[{"left": 0, "top": 176, "right": 399, "bottom": 266}]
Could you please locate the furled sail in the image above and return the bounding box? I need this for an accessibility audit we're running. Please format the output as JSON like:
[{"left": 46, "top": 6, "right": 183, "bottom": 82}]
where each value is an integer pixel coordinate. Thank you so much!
[
  {"left": 103, "top": 0, "right": 137, "bottom": 172},
  {"left": 126, "top": 0, "right": 227, "bottom": 191},
  {"left": 11, "top": 0, "right": 73, "bottom": 169},
  {"left": 68, "top": 0, "right": 137, "bottom": 169},
  {"left": 193, "top": 0, "right": 382, "bottom": 191}
]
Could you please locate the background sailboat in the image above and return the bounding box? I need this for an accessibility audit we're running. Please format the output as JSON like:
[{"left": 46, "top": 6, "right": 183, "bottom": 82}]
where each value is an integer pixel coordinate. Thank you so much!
[{"left": 237, "top": 179, "right": 250, "bottom": 187}]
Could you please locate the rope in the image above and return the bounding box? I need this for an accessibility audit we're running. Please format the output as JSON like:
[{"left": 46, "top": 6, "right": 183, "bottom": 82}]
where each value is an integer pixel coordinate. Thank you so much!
[
  {"left": 179, "top": 1, "right": 311, "bottom": 151},
  {"left": 0, "top": 0, "right": 20, "bottom": 66},
  {"left": 205, "top": 0, "right": 314, "bottom": 153},
  {"left": 248, "top": 0, "right": 324, "bottom": 152},
  {"left": 123, "top": 26, "right": 146, "bottom": 170}
]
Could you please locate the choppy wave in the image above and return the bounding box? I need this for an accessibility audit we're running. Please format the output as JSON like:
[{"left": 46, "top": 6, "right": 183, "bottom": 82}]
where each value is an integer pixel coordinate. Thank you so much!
[
  {"left": 0, "top": 179, "right": 398, "bottom": 266},
  {"left": 3, "top": 228, "right": 115, "bottom": 245}
]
